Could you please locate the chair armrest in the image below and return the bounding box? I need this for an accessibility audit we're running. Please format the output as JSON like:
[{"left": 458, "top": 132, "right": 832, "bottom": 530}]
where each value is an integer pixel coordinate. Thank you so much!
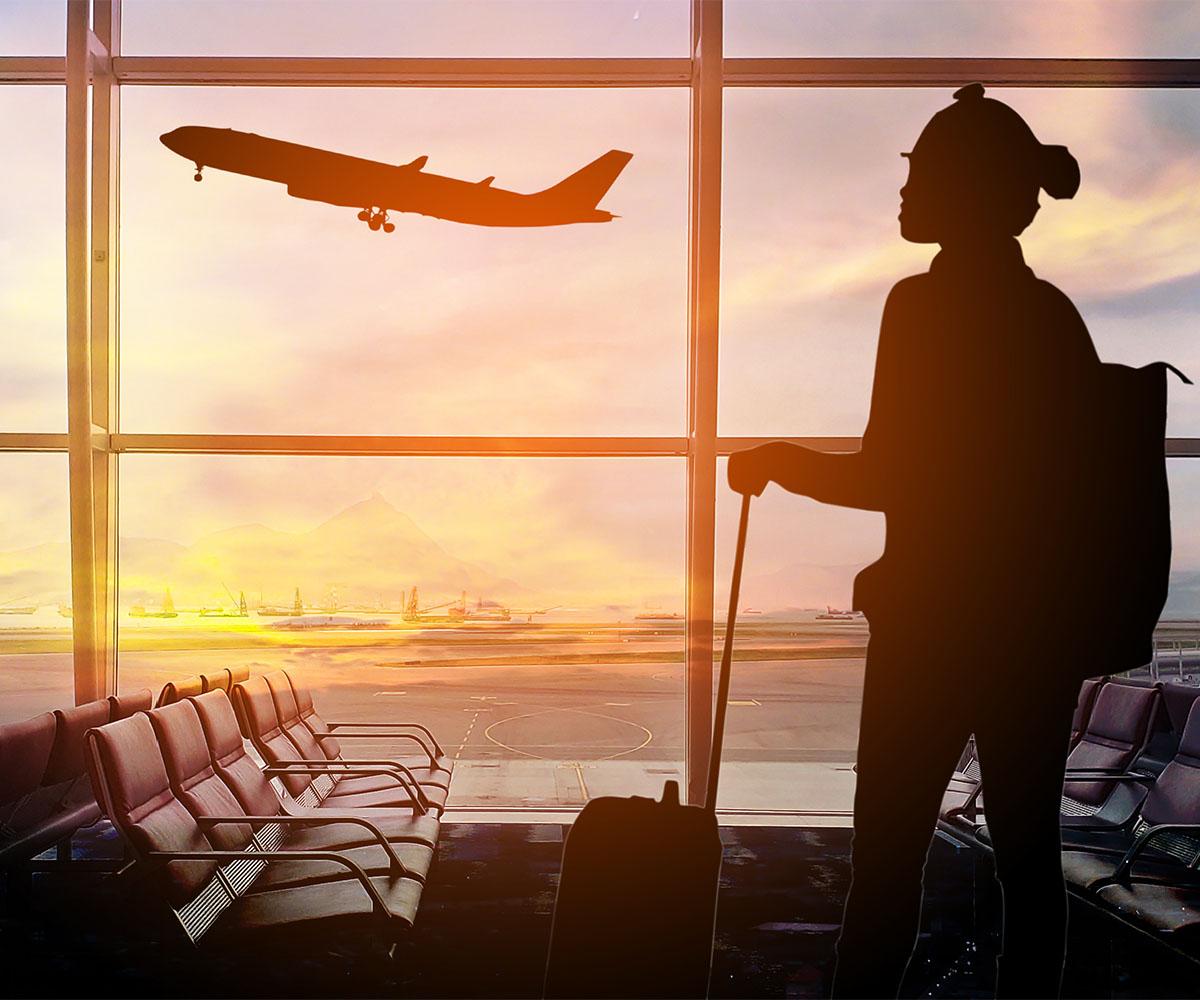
[
  {"left": 1060, "top": 772, "right": 1154, "bottom": 784},
  {"left": 314, "top": 731, "right": 438, "bottom": 762},
  {"left": 1109, "top": 823, "right": 1200, "bottom": 883},
  {"left": 193, "top": 815, "right": 413, "bottom": 878},
  {"left": 327, "top": 722, "right": 445, "bottom": 755},
  {"left": 1064, "top": 766, "right": 1130, "bottom": 775},
  {"left": 267, "top": 758, "right": 433, "bottom": 809},
  {"left": 145, "top": 849, "right": 388, "bottom": 916},
  {"left": 263, "top": 764, "right": 427, "bottom": 815}
]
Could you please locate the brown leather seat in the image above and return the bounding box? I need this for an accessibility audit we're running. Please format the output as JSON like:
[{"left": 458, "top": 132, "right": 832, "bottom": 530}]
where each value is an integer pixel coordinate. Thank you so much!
[
  {"left": 264, "top": 671, "right": 449, "bottom": 807},
  {"left": 227, "top": 665, "right": 251, "bottom": 685},
  {"left": 191, "top": 690, "right": 439, "bottom": 849},
  {"left": 147, "top": 699, "right": 433, "bottom": 889},
  {"left": 0, "top": 712, "right": 60, "bottom": 865},
  {"left": 281, "top": 670, "right": 453, "bottom": 791},
  {"left": 109, "top": 689, "right": 153, "bottom": 721},
  {"left": 86, "top": 713, "right": 423, "bottom": 946},
  {"left": 200, "top": 670, "right": 232, "bottom": 694},
  {"left": 157, "top": 675, "right": 205, "bottom": 708},
  {"left": 232, "top": 677, "right": 439, "bottom": 814}
]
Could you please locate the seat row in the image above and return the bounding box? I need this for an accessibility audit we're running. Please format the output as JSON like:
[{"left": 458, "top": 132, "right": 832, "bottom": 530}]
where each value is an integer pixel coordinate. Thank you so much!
[
  {"left": 86, "top": 682, "right": 448, "bottom": 949},
  {"left": 156, "top": 665, "right": 251, "bottom": 707},
  {"left": 939, "top": 677, "right": 1200, "bottom": 955},
  {"left": 0, "top": 688, "right": 152, "bottom": 884}
]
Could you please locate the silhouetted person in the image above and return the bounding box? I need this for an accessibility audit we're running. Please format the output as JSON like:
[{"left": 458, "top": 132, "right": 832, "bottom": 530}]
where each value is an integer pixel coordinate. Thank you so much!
[{"left": 730, "top": 84, "right": 1100, "bottom": 998}]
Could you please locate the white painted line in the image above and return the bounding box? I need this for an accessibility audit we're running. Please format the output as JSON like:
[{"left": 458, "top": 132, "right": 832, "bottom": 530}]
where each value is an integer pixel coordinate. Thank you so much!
[
  {"left": 604, "top": 702, "right": 632, "bottom": 707},
  {"left": 373, "top": 691, "right": 408, "bottom": 697},
  {"left": 729, "top": 699, "right": 761, "bottom": 707}
]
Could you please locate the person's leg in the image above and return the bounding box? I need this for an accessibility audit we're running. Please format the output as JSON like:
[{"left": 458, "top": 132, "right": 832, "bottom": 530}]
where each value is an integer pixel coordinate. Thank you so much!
[
  {"left": 973, "top": 681, "right": 1078, "bottom": 999},
  {"left": 832, "top": 641, "right": 970, "bottom": 999}
]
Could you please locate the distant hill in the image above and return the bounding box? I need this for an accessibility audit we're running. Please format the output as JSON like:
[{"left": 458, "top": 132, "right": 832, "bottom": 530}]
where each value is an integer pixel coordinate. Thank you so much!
[{"left": 0, "top": 493, "right": 521, "bottom": 610}]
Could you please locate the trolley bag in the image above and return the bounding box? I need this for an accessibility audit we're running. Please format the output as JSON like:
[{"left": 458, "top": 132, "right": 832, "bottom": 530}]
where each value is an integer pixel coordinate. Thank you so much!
[{"left": 544, "top": 494, "right": 753, "bottom": 999}]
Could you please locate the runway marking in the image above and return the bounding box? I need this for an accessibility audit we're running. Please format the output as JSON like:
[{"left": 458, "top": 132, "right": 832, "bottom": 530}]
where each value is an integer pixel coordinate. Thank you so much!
[
  {"left": 730, "top": 699, "right": 761, "bottom": 707},
  {"left": 483, "top": 705, "right": 654, "bottom": 762},
  {"left": 373, "top": 690, "right": 407, "bottom": 697},
  {"left": 456, "top": 708, "right": 483, "bottom": 761},
  {"left": 470, "top": 695, "right": 497, "bottom": 701},
  {"left": 604, "top": 702, "right": 631, "bottom": 707},
  {"left": 566, "top": 761, "right": 591, "bottom": 801}
]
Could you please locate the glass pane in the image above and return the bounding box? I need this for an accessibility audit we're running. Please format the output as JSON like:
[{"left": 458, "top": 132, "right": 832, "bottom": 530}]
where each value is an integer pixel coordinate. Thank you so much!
[
  {"left": 726, "top": 0, "right": 1200, "bottom": 58},
  {"left": 120, "top": 87, "right": 688, "bottom": 435},
  {"left": 712, "top": 459, "right": 884, "bottom": 813},
  {"left": 0, "top": 454, "right": 72, "bottom": 723},
  {"left": 721, "top": 88, "right": 1200, "bottom": 436},
  {"left": 0, "top": 1, "right": 65, "bottom": 56},
  {"left": 122, "top": 0, "right": 689, "bottom": 56},
  {"left": 0, "top": 87, "right": 66, "bottom": 431},
  {"left": 117, "top": 455, "right": 684, "bottom": 807},
  {"left": 711, "top": 457, "right": 1200, "bottom": 812},
  {"left": 1159, "top": 460, "right": 1200, "bottom": 680}
]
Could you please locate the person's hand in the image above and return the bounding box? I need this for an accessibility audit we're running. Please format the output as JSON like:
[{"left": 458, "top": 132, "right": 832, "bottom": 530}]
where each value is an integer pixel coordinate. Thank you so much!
[{"left": 727, "top": 443, "right": 782, "bottom": 497}]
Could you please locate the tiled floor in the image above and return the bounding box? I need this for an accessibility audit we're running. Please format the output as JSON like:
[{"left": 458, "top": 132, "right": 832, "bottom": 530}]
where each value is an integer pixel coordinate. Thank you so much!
[{"left": 3, "top": 823, "right": 1199, "bottom": 998}]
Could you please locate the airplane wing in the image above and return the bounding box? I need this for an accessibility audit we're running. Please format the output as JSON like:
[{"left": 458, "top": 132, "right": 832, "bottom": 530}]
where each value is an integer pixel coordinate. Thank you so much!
[{"left": 403, "top": 155, "right": 428, "bottom": 170}]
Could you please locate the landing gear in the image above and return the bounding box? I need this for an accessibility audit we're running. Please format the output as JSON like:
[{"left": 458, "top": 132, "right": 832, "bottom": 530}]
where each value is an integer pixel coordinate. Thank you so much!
[
  {"left": 359, "top": 207, "right": 395, "bottom": 234},
  {"left": 193, "top": 164, "right": 204, "bottom": 182}
]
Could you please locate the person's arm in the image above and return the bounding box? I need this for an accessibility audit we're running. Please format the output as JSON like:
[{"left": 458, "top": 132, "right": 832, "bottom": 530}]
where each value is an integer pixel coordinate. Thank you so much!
[
  {"left": 731, "top": 442, "right": 883, "bottom": 511},
  {"left": 728, "top": 282, "right": 909, "bottom": 511}
]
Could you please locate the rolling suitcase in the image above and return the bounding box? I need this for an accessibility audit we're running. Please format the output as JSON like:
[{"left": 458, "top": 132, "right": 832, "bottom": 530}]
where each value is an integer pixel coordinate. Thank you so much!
[{"left": 544, "top": 493, "right": 753, "bottom": 999}]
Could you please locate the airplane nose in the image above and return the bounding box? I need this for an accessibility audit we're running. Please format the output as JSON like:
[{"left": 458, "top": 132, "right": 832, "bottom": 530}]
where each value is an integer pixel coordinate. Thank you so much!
[{"left": 160, "top": 127, "right": 192, "bottom": 156}]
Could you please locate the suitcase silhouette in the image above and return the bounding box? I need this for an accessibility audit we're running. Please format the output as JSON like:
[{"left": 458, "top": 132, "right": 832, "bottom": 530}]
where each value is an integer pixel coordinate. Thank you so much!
[{"left": 544, "top": 495, "right": 752, "bottom": 999}]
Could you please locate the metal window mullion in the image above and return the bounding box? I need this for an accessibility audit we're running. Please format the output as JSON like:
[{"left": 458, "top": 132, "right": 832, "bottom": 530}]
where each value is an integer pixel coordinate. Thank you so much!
[
  {"left": 684, "top": 0, "right": 722, "bottom": 807},
  {"left": 91, "top": 0, "right": 120, "bottom": 693},
  {"left": 65, "top": 0, "right": 101, "bottom": 704},
  {"left": 110, "top": 55, "right": 691, "bottom": 87},
  {"left": 721, "top": 57, "right": 1200, "bottom": 87},
  {"left": 108, "top": 434, "right": 687, "bottom": 456}
]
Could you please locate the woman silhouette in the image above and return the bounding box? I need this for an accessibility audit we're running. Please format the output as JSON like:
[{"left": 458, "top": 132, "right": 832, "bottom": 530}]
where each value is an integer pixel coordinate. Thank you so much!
[{"left": 729, "top": 84, "right": 1095, "bottom": 998}]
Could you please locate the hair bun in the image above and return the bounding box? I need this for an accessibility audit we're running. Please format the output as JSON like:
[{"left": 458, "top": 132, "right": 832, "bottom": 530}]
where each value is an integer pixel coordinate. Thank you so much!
[{"left": 1039, "top": 144, "right": 1080, "bottom": 199}]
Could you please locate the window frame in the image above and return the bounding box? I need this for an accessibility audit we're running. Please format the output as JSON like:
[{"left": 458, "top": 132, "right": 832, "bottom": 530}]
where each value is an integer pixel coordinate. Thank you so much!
[{"left": 0, "top": 0, "right": 1197, "bottom": 808}]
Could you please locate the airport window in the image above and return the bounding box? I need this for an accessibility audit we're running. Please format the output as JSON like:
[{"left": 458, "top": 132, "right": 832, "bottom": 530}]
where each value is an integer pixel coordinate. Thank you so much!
[
  {"left": 721, "top": 87, "right": 1200, "bottom": 436},
  {"left": 3, "top": 0, "right": 1197, "bottom": 819},
  {"left": 119, "top": 86, "right": 688, "bottom": 436},
  {"left": 0, "top": 1, "right": 66, "bottom": 56},
  {"left": 120, "top": 0, "right": 692, "bottom": 58},
  {"left": 711, "top": 457, "right": 882, "bottom": 812},
  {"left": 724, "top": 0, "right": 1200, "bottom": 58},
  {"left": 115, "top": 454, "right": 685, "bottom": 807},
  {"left": 0, "top": 454, "right": 73, "bottom": 722},
  {"left": 0, "top": 86, "right": 67, "bottom": 431}
]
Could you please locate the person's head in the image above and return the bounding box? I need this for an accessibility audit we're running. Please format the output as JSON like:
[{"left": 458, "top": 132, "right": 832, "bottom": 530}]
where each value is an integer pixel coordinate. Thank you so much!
[{"left": 899, "top": 83, "right": 1080, "bottom": 246}]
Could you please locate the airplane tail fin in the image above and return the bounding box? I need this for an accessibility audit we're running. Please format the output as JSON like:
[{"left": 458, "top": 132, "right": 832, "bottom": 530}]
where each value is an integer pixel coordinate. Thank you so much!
[{"left": 539, "top": 150, "right": 633, "bottom": 207}]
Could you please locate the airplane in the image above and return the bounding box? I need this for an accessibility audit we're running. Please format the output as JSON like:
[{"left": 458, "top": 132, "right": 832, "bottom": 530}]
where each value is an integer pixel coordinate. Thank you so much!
[{"left": 159, "top": 126, "right": 633, "bottom": 233}]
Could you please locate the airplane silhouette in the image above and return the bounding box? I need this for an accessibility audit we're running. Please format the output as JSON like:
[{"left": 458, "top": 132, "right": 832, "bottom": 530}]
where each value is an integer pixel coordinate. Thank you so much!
[{"left": 160, "top": 126, "right": 633, "bottom": 233}]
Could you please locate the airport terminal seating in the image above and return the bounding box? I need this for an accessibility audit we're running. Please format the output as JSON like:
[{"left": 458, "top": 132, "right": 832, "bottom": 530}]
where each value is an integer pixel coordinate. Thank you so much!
[
  {"left": 231, "top": 676, "right": 447, "bottom": 815},
  {"left": 937, "top": 677, "right": 1200, "bottom": 958},
  {"left": 85, "top": 706, "right": 430, "bottom": 949},
  {"left": 940, "top": 678, "right": 1162, "bottom": 836},
  {"left": 0, "top": 698, "right": 113, "bottom": 887},
  {"left": 1057, "top": 694, "right": 1200, "bottom": 949},
  {"left": 156, "top": 675, "right": 205, "bottom": 708},
  {"left": 110, "top": 688, "right": 154, "bottom": 721},
  {"left": 273, "top": 670, "right": 453, "bottom": 790}
]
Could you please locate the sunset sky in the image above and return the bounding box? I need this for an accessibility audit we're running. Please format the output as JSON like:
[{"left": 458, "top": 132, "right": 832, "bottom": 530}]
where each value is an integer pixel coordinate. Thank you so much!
[{"left": 2, "top": 1, "right": 1199, "bottom": 617}]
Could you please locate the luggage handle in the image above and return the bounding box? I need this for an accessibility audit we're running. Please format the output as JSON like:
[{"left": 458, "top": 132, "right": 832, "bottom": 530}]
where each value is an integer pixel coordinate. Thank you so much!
[{"left": 705, "top": 491, "right": 751, "bottom": 813}]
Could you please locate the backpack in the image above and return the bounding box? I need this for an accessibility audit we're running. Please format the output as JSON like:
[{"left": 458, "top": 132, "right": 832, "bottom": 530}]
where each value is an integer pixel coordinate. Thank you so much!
[{"left": 1069, "top": 361, "right": 1190, "bottom": 677}]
